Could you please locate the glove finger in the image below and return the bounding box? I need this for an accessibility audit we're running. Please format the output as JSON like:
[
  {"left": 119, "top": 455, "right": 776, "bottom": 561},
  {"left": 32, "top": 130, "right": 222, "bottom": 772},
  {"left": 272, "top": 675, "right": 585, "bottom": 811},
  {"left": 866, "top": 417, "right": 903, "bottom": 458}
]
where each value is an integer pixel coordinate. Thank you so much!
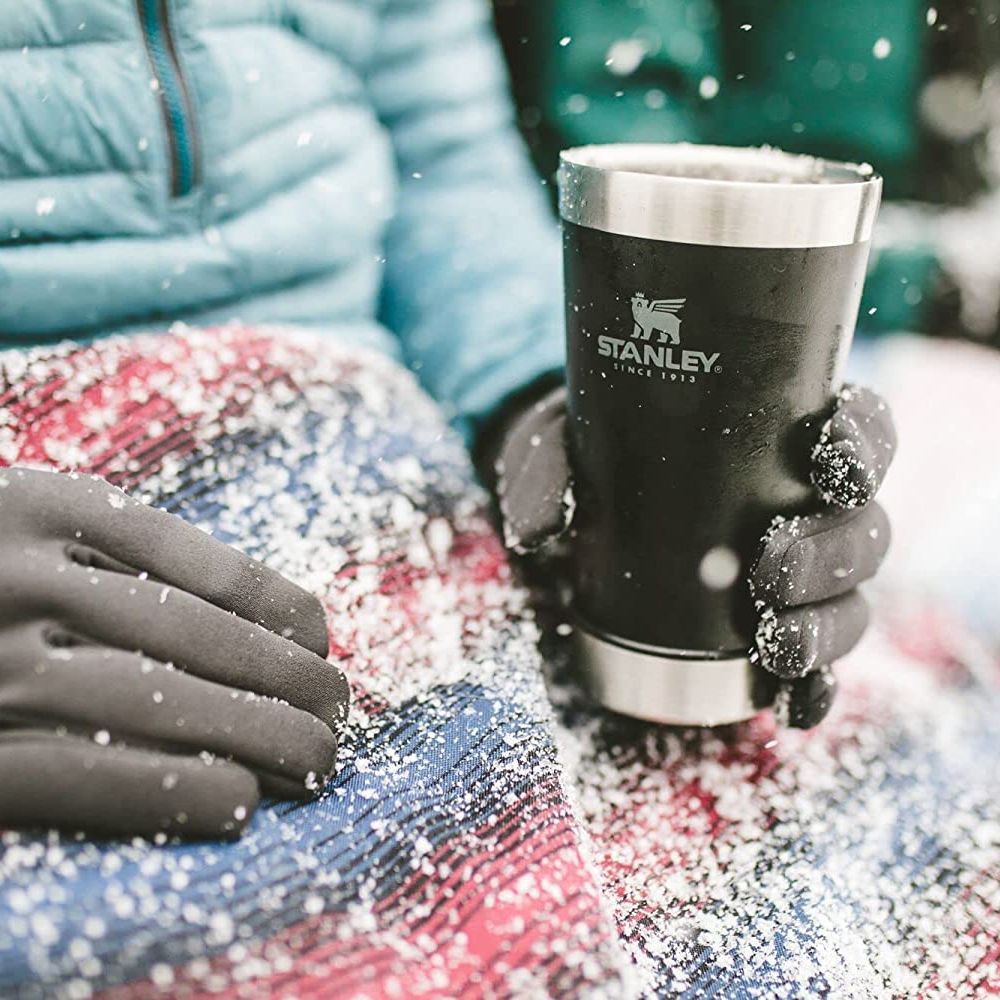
[
  {"left": 496, "top": 387, "right": 573, "bottom": 552},
  {"left": 811, "top": 385, "right": 897, "bottom": 509},
  {"left": 776, "top": 668, "right": 838, "bottom": 730},
  {"left": 26, "top": 551, "right": 349, "bottom": 731},
  {"left": 750, "top": 502, "right": 890, "bottom": 609},
  {"left": 2, "top": 629, "right": 338, "bottom": 796},
  {"left": 6, "top": 467, "right": 328, "bottom": 657},
  {"left": 0, "top": 729, "right": 259, "bottom": 840},
  {"left": 754, "top": 590, "right": 868, "bottom": 679}
]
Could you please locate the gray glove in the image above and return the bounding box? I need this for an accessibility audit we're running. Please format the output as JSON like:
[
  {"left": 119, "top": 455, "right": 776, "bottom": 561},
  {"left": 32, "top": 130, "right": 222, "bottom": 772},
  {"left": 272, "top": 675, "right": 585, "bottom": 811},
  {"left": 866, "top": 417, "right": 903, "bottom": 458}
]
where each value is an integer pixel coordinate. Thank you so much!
[
  {"left": 494, "top": 383, "right": 896, "bottom": 729},
  {"left": 0, "top": 468, "right": 349, "bottom": 839}
]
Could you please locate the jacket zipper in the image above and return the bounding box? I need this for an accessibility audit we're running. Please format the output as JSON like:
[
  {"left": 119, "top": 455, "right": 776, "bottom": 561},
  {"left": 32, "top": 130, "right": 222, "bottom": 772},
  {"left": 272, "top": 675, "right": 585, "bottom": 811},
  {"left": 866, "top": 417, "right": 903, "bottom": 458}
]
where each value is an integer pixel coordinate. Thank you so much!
[{"left": 135, "top": 0, "right": 201, "bottom": 198}]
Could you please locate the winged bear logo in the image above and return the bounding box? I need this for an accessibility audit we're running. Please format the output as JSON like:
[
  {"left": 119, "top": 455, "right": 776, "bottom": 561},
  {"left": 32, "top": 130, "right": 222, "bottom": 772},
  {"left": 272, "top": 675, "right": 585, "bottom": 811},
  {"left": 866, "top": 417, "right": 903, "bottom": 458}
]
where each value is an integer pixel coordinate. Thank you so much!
[{"left": 630, "top": 293, "right": 686, "bottom": 344}]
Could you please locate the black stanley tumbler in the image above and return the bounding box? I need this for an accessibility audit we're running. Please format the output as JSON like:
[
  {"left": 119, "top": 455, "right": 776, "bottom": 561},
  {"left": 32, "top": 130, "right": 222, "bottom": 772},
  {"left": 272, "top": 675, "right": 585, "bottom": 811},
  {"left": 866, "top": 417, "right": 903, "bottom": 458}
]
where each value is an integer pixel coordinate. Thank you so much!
[{"left": 558, "top": 144, "right": 882, "bottom": 725}]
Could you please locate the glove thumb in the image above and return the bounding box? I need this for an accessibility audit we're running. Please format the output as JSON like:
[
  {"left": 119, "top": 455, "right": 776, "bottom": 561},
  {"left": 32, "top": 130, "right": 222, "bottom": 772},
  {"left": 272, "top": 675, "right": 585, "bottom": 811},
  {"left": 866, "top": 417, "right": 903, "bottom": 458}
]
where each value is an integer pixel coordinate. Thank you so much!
[{"left": 495, "top": 386, "right": 574, "bottom": 553}]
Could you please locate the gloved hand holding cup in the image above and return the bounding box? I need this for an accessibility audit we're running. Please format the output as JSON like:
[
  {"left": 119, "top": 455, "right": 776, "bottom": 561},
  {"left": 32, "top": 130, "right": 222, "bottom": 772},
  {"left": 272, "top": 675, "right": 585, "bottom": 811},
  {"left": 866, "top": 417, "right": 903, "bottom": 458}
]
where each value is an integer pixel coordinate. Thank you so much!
[{"left": 498, "top": 143, "right": 896, "bottom": 728}]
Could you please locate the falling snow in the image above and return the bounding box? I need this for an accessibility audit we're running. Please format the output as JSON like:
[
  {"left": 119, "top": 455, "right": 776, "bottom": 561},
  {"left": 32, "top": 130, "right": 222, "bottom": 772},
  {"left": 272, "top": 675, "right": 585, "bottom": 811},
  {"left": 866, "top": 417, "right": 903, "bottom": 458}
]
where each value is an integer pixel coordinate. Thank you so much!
[
  {"left": 872, "top": 37, "right": 892, "bottom": 59},
  {"left": 605, "top": 39, "right": 646, "bottom": 77}
]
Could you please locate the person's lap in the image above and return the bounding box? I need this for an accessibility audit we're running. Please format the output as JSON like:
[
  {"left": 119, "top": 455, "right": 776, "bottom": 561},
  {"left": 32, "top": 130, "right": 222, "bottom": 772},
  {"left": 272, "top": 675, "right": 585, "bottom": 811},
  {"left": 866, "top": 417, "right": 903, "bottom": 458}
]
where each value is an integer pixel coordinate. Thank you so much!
[
  {"left": 0, "top": 326, "right": 996, "bottom": 998},
  {"left": 0, "top": 325, "right": 624, "bottom": 997}
]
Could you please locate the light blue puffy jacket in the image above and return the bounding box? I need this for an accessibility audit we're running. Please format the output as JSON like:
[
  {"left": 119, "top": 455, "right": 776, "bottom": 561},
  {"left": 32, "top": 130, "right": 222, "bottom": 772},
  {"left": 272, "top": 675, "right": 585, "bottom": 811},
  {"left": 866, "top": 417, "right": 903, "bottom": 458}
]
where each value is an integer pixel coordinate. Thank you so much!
[{"left": 0, "top": 0, "right": 565, "bottom": 442}]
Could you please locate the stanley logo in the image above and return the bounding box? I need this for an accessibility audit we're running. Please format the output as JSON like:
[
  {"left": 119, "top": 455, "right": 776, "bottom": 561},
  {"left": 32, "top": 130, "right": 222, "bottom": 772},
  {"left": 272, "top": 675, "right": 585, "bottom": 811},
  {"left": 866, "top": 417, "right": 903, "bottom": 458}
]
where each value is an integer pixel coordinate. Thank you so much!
[{"left": 596, "top": 292, "right": 721, "bottom": 377}]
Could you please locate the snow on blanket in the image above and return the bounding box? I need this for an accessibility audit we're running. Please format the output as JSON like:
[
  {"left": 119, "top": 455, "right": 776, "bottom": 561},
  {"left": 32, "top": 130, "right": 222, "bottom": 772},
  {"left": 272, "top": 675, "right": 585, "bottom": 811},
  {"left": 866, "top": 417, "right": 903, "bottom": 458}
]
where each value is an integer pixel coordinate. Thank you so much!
[{"left": 0, "top": 326, "right": 996, "bottom": 999}]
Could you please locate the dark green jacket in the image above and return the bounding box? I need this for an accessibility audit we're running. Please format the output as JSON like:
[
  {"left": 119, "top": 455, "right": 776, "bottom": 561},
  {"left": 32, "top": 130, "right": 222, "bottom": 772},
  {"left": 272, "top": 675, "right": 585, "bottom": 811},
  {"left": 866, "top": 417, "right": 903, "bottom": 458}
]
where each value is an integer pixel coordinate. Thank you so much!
[{"left": 496, "top": 0, "right": 1000, "bottom": 344}]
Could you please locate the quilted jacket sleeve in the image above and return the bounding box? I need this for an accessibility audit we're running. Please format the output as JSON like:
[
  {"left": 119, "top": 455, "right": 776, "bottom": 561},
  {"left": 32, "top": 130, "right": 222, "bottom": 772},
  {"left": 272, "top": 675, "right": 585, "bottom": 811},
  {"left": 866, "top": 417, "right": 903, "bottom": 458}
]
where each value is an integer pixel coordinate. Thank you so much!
[{"left": 368, "top": 0, "right": 565, "bottom": 446}]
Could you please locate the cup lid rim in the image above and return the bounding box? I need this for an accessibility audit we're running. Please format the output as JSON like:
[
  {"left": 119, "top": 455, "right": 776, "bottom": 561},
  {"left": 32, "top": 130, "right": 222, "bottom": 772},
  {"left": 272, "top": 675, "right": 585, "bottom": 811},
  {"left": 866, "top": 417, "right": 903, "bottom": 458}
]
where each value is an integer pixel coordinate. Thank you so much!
[
  {"left": 558, "top": 143, "right": 883, "bottom": 248},
  {"left": 559, "top": 142, "right": 881, "bottom": 190}
]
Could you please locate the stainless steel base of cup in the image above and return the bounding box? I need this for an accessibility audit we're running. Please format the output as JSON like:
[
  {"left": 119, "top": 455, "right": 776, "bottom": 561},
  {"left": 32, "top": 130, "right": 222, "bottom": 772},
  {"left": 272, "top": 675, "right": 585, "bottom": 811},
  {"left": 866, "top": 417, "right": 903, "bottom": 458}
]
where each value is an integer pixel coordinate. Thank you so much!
[{"left": 575, "top": 628, "right": 763, "bottom": 726}]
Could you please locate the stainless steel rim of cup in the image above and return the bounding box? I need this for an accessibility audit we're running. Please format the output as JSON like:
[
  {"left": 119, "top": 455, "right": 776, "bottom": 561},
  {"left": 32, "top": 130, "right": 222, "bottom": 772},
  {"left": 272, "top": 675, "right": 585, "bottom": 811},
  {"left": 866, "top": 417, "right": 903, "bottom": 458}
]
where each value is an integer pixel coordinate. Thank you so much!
[
  {"left": 559, "top": 142, "right": 883, "bottom": 249},
  {"left": 575, "top": 628, "right": 762, "bottom": 726}
]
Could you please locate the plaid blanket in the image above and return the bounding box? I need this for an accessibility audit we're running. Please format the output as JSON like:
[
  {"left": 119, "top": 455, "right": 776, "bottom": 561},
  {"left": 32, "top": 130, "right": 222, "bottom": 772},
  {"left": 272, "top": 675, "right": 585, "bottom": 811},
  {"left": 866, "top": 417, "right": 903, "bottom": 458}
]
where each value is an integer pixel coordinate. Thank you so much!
[{"left": 0, "top": 327, "right": 997, "bottom": 998}]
